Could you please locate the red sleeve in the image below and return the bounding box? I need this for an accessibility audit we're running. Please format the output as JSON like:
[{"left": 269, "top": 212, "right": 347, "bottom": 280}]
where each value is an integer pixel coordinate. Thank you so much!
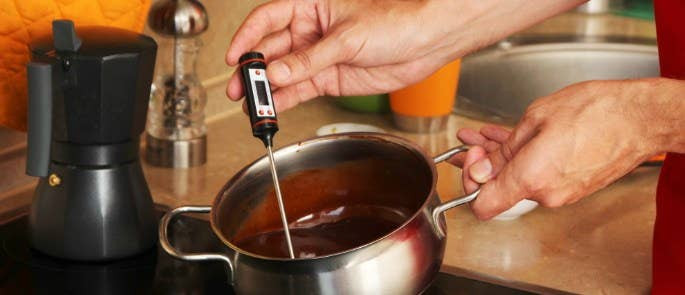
[{"left": 652, "top": 0, "right": 685, "bottom": 293}]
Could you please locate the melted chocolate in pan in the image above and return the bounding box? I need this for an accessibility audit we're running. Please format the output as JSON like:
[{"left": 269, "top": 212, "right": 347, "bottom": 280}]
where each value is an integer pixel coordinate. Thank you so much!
[{"left": 230, "top": 159, "right": 429, "bottom": 258}]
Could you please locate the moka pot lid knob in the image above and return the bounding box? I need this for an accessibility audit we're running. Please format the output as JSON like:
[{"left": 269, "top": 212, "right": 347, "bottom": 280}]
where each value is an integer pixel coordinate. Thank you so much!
[{"left": 148, "top": 0, "right": 209, "bottom": 37}]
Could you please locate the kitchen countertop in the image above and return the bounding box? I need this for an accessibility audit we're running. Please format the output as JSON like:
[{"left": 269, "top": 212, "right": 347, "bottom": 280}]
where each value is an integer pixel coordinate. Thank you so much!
[
  {"left": 0, "top": 11, "right": 658, "bottom": 295},
  {"left": 1, "top": 98, "right": 656, "bottom": 294},
  {"left": 154, "top": 99, "right": 656, "bottom": 294}
]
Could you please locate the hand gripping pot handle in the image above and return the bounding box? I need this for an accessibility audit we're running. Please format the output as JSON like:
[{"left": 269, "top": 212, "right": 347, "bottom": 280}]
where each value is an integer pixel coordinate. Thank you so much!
[
  {"left": 431, "top": 146, "right": 481, "bottom": 238},
  {"left": 159, "top": 206, "right": 235, "bottom": 283}
]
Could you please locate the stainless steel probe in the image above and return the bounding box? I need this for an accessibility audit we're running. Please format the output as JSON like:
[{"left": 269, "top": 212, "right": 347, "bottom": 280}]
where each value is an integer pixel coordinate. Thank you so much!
[{"left": 238, "top": 52, "right": 295, "bottom": 258}]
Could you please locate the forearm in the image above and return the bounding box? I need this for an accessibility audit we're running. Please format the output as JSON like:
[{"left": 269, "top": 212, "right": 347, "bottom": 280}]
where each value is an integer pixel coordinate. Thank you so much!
[{"left": 422, "top": 0, "right": 586, "bottom": 60}]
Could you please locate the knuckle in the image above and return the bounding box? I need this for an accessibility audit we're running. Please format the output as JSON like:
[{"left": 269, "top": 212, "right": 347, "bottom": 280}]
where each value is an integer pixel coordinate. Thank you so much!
[
  {"left": 294, "top": 82, "right": 310, "bottom": 102},
  {"left": 310, "top": 77, "right": 327, "bottom": 97},
  {"left": 527, "top": 97, "right": 544, "bottom": 109},
  {"left": 538, "top": 196, "right": 565, "bottom": 208},
  {"left": 522, "top": 105, "right": 545, "bottom": 125},
  {"left": 533, "top": 188, "right": 569, "bottom": 208},
  {"left": 470, "top": 190, "right": 497, "bottom": 220},
  {"left": 472, "top": 201, "right": 496, "bottom": 221},
  {"left": 333, "top": 29, "right": 363, "bottom": 61},
  {"left": 250, "top": 3, "right": 271, "bottom": 22},
  {"left": 339, "top": 33, "right": 359, "bottom": 53},
  {"left": 501, "top": 195, "right": 520, "bottom": 212},
  {"left": 519, "top": 177, "right": 544, "bottom": 199},
  {"left": 292, "top": 51, "right": 313, "bottom": 71},
  {"left": 475, "top": 212, "right": 493, "bottom": 221},
  {"left": 499, "top": 142, "right": 515, "bottom": 162},
  {"left": 572, "top": 80, "right": 600, "bottom": 93}
]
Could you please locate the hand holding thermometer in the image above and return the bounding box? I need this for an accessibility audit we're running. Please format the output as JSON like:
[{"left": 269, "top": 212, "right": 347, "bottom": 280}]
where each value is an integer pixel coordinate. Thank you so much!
[{"left": 239, "top": 52, "right": 295, "bottom": 258}]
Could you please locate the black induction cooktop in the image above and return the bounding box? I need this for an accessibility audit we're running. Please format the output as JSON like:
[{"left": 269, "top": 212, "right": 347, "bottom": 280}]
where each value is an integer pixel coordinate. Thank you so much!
[{"left": 0, "top": 207, "right": 535, "bottom": 295}]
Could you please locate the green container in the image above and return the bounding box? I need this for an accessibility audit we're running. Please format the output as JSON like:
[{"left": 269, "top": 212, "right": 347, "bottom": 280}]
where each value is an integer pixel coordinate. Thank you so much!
[
  {"left": 614, "top": 0, "right": 654, "bottom": 20},
  {"left": 335, "top": 94, "right": 390, "bottom": 113}
]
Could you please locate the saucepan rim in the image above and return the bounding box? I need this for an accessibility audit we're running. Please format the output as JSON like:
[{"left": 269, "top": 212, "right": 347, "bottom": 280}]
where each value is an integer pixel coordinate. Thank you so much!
[{"left": 208, "top": 132, "right": 441, "bottom": 261}]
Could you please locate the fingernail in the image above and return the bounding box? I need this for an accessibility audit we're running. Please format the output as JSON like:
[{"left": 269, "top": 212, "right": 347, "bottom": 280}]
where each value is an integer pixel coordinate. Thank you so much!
[
  {"left": 269, "top": 61, "right": 291, "bottom": 83},
  {"left": 470, "top": 159, "right": 492, "bottom": 183}
]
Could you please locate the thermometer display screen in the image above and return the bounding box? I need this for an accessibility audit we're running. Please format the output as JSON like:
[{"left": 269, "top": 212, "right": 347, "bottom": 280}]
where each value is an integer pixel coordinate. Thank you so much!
[
  {"left": 255, "top": 81, "right": 269, "bottom": 106},
  {"left": 247, "top": 68, "right": 275, "bottom": 117}
]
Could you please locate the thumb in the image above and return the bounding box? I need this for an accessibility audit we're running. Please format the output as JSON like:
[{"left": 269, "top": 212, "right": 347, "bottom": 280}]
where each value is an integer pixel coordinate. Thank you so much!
[
  {"left": 267, "top": 34, "right": 350, "bottom": 86},
  {"left": 469, "top": 133, "right": 546, "bottom": 220},
  {"left": 470, "top": 161, "right": 530, "bottom": 220},
  {"left": 470, "top": 118, "right": 540, "bottom": 183},
  {"left": 468, "top": 144, "right": 513, "bottom": 184},
  {"left": 462, "top": 146, "right": 486, "bottom": 194}
]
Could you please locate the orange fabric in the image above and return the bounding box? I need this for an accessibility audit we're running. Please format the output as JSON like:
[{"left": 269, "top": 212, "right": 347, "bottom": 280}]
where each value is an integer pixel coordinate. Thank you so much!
[{"left": 0, "top": 0, "right": 151, "bottom": 131}]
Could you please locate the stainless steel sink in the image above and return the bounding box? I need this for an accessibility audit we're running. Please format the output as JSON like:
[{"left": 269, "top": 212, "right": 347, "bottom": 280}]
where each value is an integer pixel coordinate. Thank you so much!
[{"left": 454, "top": 36, "right": 659, "bottom": 124}]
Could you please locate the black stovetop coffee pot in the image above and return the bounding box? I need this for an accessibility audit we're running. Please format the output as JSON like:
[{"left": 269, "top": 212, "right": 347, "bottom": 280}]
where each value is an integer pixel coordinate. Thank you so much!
[{"left": 25, "top": 20, "right": 157, "bottom": 261}]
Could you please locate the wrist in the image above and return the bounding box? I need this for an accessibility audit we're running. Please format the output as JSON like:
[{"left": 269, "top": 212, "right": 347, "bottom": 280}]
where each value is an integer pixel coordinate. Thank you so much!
[
  {"left": 420, "top": 0, "right": 494, "bottom": 60},
  {"left": 421, "top": 0, "right": 585, "bottom": 61},
  {"left": 632, "top": 78, "right": 685, "bottom": 155}
]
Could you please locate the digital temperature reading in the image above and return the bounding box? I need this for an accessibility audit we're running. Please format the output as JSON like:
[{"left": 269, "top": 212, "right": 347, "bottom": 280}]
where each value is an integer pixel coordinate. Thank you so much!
[
  {"left": 248, "top": 68, "right": 275, "bottom": 117},
  {"left": 255, "top": 81, "right": 269, "bottom": 106}
]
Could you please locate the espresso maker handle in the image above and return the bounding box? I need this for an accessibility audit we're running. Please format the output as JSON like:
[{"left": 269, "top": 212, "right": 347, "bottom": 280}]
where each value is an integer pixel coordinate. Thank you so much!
[{"left": 26, "top": 62, "right": 53, "bottom": 177}]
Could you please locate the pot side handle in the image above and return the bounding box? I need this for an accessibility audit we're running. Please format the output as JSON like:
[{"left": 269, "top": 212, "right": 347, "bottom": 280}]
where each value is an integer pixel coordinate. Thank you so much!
[
  {"left": 431, "top": 146, "right": 481, "bottom": 238},
  {"left": 159, "top": 206, "right": 235, "bottom": 283}
]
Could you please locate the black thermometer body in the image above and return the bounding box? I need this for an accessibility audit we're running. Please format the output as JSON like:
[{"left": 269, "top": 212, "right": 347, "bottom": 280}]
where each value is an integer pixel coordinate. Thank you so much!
[{"left": 239, "top": 52, "right": 278, "bottom": 147}]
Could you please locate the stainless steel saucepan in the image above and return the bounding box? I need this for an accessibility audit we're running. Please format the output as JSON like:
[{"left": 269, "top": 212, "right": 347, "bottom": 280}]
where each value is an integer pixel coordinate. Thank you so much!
[{"left": 160, "top": 133, "right": 479, "bottom": 294}]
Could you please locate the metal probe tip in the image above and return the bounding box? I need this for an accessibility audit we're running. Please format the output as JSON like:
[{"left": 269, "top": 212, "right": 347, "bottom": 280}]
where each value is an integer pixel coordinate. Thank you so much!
[{"left": 266, "top": 145, "right": 295, "bottom": 258}]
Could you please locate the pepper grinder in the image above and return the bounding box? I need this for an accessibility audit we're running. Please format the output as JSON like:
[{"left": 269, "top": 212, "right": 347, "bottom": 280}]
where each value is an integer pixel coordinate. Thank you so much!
[{"left": 145, "top": 0, "right": 209, "bottom": 167}]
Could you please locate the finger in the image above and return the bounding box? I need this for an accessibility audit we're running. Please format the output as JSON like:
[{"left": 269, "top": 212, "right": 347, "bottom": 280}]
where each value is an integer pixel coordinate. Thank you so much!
[
  {"left": 462, "top": 146, "right": 486, "bottom": 194},
  {"left": 267, "top": 33, "right": 350, "bottom": 86},
  {"left": 470, "top": 130, "right": 551, "bottom": 220},
  {"left": 457, "top": 128, "right": 488, "bottom": 146},
  {"left": 226, "top": 0, "right": 295, "bottom": 65},
  {"left": 227, "top": 29, "right": 292, "bottom": 101},
  {"left": 226, "top": 70, "right": 243, "bottom": 100},
  {"left": 470, "top": 154, "right": 532, "bottom": 220},
  {"left": 227, "top": 73, "right": 278, "bottom": 103},
  {"left": 481, "top": 140, "right": 503, "bottom": 153},
  {"left": 450, "top": 142, "right": 501, "bottom": 167},
  {"left": 227, "top": 65, "right": 285, "bottom": 102},
  {"left": 469, "top": 118, "right": 540, "bottom": 183},
  {"left": 447, "top": 153, "right": 466, "bottom": 167},
  {"left": 480, "top": 125, "right": 512, "bottom": 143},
  {"left": 254, "top": 29, "right": 293, "bottom": 62},
  {"left": 451, "top": 128, "right": 488, "bottom": 166},
  {"left": 453, "top": 128, "right": 502, "bottom": 165},
  {"left": 270, "top": 79, "right": 322, "bottom": 112}
]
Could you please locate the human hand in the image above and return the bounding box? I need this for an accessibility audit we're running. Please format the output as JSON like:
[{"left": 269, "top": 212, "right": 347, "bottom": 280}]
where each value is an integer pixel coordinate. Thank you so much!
[
  {"left": 225, "top": 0, "right": 463, "bottom": 111},
  {"left": 225, "top": 0, "right": 584, "bottom": 111},
  {"left": 455, "top": 79, "right": 675, "bottom": 220},
  {"left": 448, "top": 125, "right": 512, "bottom": 195}
]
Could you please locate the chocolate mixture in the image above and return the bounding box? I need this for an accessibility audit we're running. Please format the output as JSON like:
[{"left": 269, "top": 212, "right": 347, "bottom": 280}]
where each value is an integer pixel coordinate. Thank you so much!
[{"left": 229, "top": 158, "right": 430, "bottom": 258}]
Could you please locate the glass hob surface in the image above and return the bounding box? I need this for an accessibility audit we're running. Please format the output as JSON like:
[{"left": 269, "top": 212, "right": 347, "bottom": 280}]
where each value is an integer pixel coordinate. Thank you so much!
[{"left": 0, "top": 208, "right": 533, "bottom": 295}]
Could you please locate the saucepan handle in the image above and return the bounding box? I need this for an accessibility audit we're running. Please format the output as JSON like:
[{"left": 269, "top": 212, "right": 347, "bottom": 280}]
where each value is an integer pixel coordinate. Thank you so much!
[
  {"left": 159, "top": 206, "right": 235, "bottom": 283},
  {"left": 431, "top": 146, "right": 481, "bottom": 238}
]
